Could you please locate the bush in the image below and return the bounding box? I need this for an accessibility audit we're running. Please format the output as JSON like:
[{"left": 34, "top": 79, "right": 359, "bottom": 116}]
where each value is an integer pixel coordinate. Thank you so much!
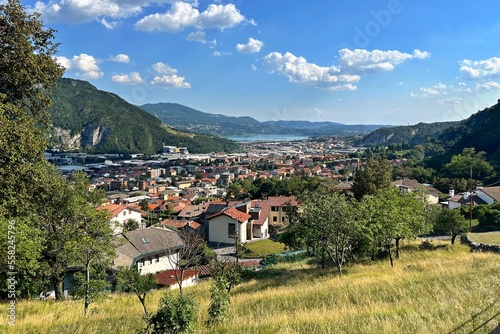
[{"left": 143, "top": 292, "right": 198, "bottom": 334}]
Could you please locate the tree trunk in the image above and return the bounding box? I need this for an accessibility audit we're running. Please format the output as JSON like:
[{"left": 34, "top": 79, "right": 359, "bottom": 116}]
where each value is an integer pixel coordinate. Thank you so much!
[
  {"left": 52, "top": 275, "right": 64, "bottom": 301},
  {"left": 139, "top": 294, "right": 148, "bottom": 315},
  {"left": 387, "top": 244, "right": 394, "bottom": 268},
  {"left": 395, "top": 237, "right": 401, "bottom": 259},
  {"left": 451, "top": 234, "right": 457, "bottom": 245},
  {"left": 84, "top": 260, "right": 90, "bottom": 316}
]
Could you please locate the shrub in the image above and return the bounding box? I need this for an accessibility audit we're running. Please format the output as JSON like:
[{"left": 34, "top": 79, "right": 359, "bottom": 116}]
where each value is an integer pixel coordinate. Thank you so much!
[{"left": 143, "top": 292, "right": 198, "bottom": 334}]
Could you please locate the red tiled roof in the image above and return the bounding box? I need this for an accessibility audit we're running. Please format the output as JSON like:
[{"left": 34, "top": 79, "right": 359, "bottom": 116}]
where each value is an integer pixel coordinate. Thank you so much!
[
  {"left": 268, "top": 196, "right": 297, "bottom": 207},
  {"left": 155, "top": 269, "right": 199, "bottom": 287},
  {"left": 209, "top": 207, "right": 251, "bottom": 223}
]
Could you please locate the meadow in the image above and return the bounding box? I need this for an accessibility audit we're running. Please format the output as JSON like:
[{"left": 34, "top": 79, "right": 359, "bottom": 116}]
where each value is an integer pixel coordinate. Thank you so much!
[{"left": 1, "top": 242, "right": 499, "bottom": 334}]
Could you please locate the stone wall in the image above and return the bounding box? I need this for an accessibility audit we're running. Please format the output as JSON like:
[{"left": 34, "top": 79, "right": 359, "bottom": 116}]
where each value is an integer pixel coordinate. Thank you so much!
[{"left": 460, "top": 234, "right": 500, "bottom": 254}]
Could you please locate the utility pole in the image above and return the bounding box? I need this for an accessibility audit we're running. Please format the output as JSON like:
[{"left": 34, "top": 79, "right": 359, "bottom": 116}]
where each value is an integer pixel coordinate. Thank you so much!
[{"left": 469, "top": 167, "right": 473, "bottom": 230}]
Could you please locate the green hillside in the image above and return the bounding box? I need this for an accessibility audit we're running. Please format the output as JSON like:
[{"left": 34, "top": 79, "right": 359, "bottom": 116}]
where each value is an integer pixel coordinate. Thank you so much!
[
  {"left": 3, "top": 243, "right": 499, "bottom": 333},
  {"left": 47, "top": 79, "right": 239, "bottom": 154},
  {"left": 358, "top": 121, "right": 459, "bottom": 147}
]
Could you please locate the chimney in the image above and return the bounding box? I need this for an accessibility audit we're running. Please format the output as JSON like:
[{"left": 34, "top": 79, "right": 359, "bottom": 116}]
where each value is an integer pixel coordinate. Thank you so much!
[{"left": 449, "top": 189, "right": 455, "bottom": 197}]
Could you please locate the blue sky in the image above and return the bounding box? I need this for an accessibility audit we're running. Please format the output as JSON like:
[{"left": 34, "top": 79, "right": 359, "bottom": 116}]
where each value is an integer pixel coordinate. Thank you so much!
[{"left": 17, "top": 0, "right": 500, "bottom": 124}]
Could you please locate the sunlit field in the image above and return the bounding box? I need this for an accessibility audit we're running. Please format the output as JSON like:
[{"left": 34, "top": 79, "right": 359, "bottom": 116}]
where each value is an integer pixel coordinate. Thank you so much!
[{"left": 2, "top": 242, "right": 499, "bottom": 334}]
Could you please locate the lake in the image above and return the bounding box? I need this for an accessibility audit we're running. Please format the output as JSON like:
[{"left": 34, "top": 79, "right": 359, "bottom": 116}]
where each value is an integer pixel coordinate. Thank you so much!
[{"left": 227, "top": 134, "right": 310, "bottom": 142}]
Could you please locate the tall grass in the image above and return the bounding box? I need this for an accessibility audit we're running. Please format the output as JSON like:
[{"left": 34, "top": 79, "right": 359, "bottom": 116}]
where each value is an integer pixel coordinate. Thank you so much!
[{"left": 2, "top": 243, "right": 499, "bottom": 334}]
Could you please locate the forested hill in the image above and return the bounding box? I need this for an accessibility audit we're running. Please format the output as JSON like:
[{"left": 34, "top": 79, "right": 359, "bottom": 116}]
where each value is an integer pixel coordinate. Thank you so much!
[
  {"left": 357, "top": 121, "right": 459, "bottom": 146},
  {"left": 140, "top": 103, "right": 384, "bottom": 137},
  {"left": 434, "top": 99, "right": 500, "bottom": 163},
  {"left": 47, "top": 79, "right": 239, "bottom": 154}
]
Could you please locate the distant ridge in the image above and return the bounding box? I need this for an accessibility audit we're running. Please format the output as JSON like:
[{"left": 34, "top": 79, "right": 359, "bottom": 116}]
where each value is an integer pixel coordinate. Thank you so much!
[
  {"left": 140, "top": 103, "right": 385, "bottom": 137},
  {"left": 47, "top": 79, "right": 239, "bottom": 154}
]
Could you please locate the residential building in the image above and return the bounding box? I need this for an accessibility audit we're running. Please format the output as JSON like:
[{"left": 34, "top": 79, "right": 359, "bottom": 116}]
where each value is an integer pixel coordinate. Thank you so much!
[
  {"left": 97, "top": 203, "right": 142, "bottom": 234},
  {"left": 268, "top": 196, "right": 298, "bottom": 225}
]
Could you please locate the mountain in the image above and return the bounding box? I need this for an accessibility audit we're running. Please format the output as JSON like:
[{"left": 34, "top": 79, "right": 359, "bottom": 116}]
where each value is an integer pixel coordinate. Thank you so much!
[
  {"left": 357, "top": 121, "right": 459, "bottom": 146},
  {"left": 140, "top": 103, "right": 271, "bottom": 136},
  {"left": 140, "top": 103, "right": 384, "bottom": 137},
  {"left": 435, "top": 99, "right": 500, "bottom": 162},
  {"left": 47, "top": 79, "right": 239, "bottom": 154}
]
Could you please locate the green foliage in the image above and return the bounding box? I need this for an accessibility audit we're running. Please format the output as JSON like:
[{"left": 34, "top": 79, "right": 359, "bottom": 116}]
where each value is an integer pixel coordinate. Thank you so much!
[
  {"left": 442, "top": 148, "right": 495, "bottom": 181},
  {"left": 352, "top": 158, "right": 392, "bottom": 201},
  {"left": 145, "top": 292, "right": 198, "bottom": 334},
  {"left": 48, "top": 79, "right": 239, "bottom": 154},
  {"left": 123, "top": 219, "right": 139, "bottom": 232},
  {"left": 432, "top": 208, "right": 468, "bottom": 244},
  {"left": 115, "top": 267, "right": 157, "bottom": 315},
  {"left": 474, "top": 203, "right": 500, "bottom": 230},
  {"left": 206, "top": 278, "right": 230, "bottom": 327}
]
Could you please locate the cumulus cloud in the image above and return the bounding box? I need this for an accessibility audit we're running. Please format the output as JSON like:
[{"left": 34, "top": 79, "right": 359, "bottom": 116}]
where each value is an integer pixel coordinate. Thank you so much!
[
  {"left": 338, "top": 49, "right": 430, "bottom": 74},
  {"left": 150, "top": 75, "right": 191, "bottom": 88},
  {"left": 112, "top": 72, "right": 143, "bottom": 84},
  {"left": 55, "top": 54, "right": 103, "bottom": 79},
  {"left": 134, "top": 2, "right": 245, "bottom": 32},
  {"left": 212, "top": 51, "right": 231, "bottom": 57},
  {"left": 186, "top": 30, "right": 207, "bottom": 43},
  {"left": 111, "top": 54, "right": 130, "bottom": 63},
  {"left": 236, "top": 38, "right": 264, "bottom": 53},
  {"left": 459, "top": 57, "right": 500, "bottom": 79},
  {"left": 438, "top": 97, "right": 463, "bottom": 105},
  {"left": 152, "top": 62, "right": 178, "bottom": 74},
  {"left": 263, "top": 51, "right": 360, "bottom": 91},
  {"left": 475, "top": 81, "right": 500, "bottom": 90},
  {"left": 30, "top": 0, "right": 158, "bottom": 25}
]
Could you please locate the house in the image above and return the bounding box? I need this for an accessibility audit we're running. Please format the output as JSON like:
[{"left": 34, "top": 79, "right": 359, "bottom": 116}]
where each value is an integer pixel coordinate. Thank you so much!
[
  {"left": 160, "top": 219, "right": 202, "bottom": 233},
  {"left": 114, "top": 227, "right": 185, "bottom": 275},
  {"left": 207, "top": 207, "right": 251, "bottom": 246},
  {"left": 442, "top": 190, "right": 487, "bottom": 209},
  {"left": 268, "top": 196, "right": 298, "bottom": 225},
  {"left": 155, "top": 269, "right": 199, "bottom": 290},
  {"left": 476, "top": 186, "right": 500, "bottom": 205},
  {"left": 391, "top": 177, "right": 440, "bottom": 204},
  {"left": 249, "top": 199, "right": 270, "bottom": 240},
  {"left": 97, "top": 203, "right": 142, "bottom": 234}
]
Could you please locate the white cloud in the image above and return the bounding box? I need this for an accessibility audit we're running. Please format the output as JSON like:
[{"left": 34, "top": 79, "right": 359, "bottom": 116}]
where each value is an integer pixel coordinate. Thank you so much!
[
  {"left": 55, "top": 54, "right": 103, "bottom": 79},
  {"left": 475, "top": 81, "right": 500, "bottom": 90},
  {"left": 30, "top": 0, "right": 159, "bottom": 25},
  {"left": 251, "top": 64, "right": 257, "bottom": 71},
  {"left": 419, "top": 87, "right": 441, "bottom": 96},
  {"left": 459, "top": 57, "right": 500, "bottom": 79},
  {"left": 438, "top": 98, "right": 463, "bottom": 105},
  {"left": 111, "top": 54, "right": 130, "bottom": 63},
  {"left": 152, "top": 62, "right": 178, "bottom": 74},
  {"left": 186, "top": 30, "right": 207, "bottom": 43},
  {"left": 236, "top": 38, "right": 264, "bottom": 54},
  {"left": 338, "top": 49, "right": 430, "bottom": 74},
  {"left": 134, "top": 2, "right": 245, "bottom": 32},
  {"left": 112, "top": 72, "right": 143, "bottom": 84},
  {"left": 212, "top": 51, "right": 231, "bottom": 57},
  {"left": 150, "top": 75, "right": 191, "bottom": 88},
  {"left": 263, "top": 51, "right": 360, "bottom": 91}
]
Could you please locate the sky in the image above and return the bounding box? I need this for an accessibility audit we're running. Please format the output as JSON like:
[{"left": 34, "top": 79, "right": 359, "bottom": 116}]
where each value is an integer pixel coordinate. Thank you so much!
[{"left": 14, "top": 0, "right": 500, "bottom": 125}]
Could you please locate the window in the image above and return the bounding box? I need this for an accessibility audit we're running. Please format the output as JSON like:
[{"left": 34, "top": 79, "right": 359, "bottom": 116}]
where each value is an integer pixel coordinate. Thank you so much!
[
  {"left": 228, "top": 223, "right": 236, "bottom": 238},
  {"left": 271, "top": 206, "right": 278, "bottom": 212},
  {"left": 273, "top": 216, "right": 277, "bottom": 222},
  {"left": 282, "top": 216, "right": 285, "bottom": 222},
  {"left": 155, "top": 255, "right": 160, "bottom": 263}
]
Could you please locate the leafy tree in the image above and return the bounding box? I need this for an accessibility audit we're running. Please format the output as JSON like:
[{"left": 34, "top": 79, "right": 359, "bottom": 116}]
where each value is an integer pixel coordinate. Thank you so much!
[
  {"left": 145, "top": 292, "right": 198, "bottom": 334},
  {"left": 433, "top": 208, "right": 468, "bottom": 244},
  {"left": 281, "top": 189, "right": 361, "bottom": 273},
  {"left": 442, "top": 148, "right": 495, "bottom": 181},
  {"left": 140, "top": 199, "right": 150, "bottom": 211},
  {"left": 115, "top": 267, "right": 157, "bottom": 315},
  {"left": 123, "top": 219, "right": 139, "bottom": 233},
  {"left": 66, "top": 172, "right": 116, "bottom": 316},
  {"left": 352, "top": 158, "right": 392, "bottom": 201},
  {"left": 0, "top": 0, "right": 63, "bottom": 298},
  {"left": 206, "top": 276, "right": 230, "bottom": 327}
]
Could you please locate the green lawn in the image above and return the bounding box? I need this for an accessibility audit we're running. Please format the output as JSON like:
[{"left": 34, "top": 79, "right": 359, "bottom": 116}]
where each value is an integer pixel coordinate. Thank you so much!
[
  {"left": 242, "top": 239, "right": 286, "bottom": 258},
  {"left": 467, "top": 232, "right": 500, "bottom": 246}
]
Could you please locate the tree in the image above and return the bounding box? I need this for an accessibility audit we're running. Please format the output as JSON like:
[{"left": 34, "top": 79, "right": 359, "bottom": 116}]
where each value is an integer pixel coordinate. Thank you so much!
[
  {"left": 115, "top": 267, "right": 157, "bottom": 316},
  {"left": 0, "top": 0, "right": 63, "bottom": 298},
  {"left": 280, "top": 189, "right": 361, "bottom": 273},
  {"left": 123, "top": 219, "right": 139, "bottom": 232},
  {"left": 442, "top": 148, "right": 495, "bottom": 181},
  {"left": 352, "top": 158, "right": 392, "bottom": 201},
  {"left": 66, "top": 172, "right": 116, "bottom": 316},
  {"left": 167, "top": 230, "right": 208, "bottom": 294},
  {"left": 433, "top": 208, "right": 468, "bottom": 244}
]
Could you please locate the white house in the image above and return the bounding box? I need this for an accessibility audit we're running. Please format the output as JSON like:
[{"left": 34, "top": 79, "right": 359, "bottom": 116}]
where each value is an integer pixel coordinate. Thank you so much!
[
  {"left": 114, "top": 227, "right": 185, "bottom": 275},
  {"left": 207, "top": 207, "right": 251, "bottom": 246},
  {"left": 97, "top": 203, "right": 142, "bottom": 234}
]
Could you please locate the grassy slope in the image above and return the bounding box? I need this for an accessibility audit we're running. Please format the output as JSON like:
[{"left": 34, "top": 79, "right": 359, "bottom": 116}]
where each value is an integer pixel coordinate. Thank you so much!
[
  {"left": 2, "top": 243, "right": 499, "bottom": 333},
  {"left": 468, "top": 232, "right": 500, "bottom": 246},
  {"left": 242, "top": 239, "right": 286, "bottom": 258}
]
